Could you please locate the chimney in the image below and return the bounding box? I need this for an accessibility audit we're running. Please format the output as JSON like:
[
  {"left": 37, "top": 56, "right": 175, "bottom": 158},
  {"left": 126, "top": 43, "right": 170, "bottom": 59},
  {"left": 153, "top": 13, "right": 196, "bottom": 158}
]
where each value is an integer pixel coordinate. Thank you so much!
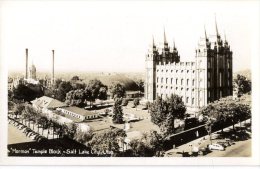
[
  {"left": 25, "top": 48, "right": 28, "bottom": 79},
  {"left": 52, "top": 50, "right": 55, "bottom": 84}
]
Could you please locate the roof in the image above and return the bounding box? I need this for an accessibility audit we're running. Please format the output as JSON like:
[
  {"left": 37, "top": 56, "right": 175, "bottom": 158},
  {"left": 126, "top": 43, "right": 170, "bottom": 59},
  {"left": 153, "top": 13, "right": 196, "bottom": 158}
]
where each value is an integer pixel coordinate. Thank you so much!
[
  {"left": 31, "top": 96, "right": 67, "bottom": 109},
  {"left": 62, "top": 106, "right": 97, "bottom": 116},
  {"left": 126, "top": 91, "right": 140, "bottom": 95}
]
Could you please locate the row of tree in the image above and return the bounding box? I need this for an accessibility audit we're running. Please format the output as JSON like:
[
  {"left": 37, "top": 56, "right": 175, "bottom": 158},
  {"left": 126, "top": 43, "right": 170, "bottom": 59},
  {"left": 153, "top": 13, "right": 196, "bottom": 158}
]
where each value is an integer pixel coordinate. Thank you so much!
[
  {"left": 8, "top": 102, "right": 92, "bottom": 142},
  {"left": 199, "top": 96, "right": 251, "bottom": 143}
]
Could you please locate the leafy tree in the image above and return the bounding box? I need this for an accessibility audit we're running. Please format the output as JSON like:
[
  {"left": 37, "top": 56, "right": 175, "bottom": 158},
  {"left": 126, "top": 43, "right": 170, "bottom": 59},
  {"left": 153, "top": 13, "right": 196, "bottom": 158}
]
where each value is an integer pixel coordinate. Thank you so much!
[
  {"left": 109, "top": 83, "right": 126, "bottom": 100},
  {"left": 129, "top": 130, "right": 163, "bottom": 157},
  {"left": 22, "top": 104, "right": 38, "bottom": 129},
  {"left": 62, "top": 123, "right": 78, "bottom": 139},
  {"left": 74, "top": 129, "right": 93, "bottom": 145},
  {"left": 89, "top": 128, "right": 126, "bottom": 156},
  {"left": 71, "top": 76, "right": 80, "bottom": 81},
  {"left": 85, "top": 79, "right": 107, "bottom": 107},
  {"left": 112, "top": 98, "right": 124, "bottom": 124},
  {"left": 54, "top": 81, "right": 73, "bottom": 101},
  {"left": 135, "top": 79, "right": 144, "bottom": 93},
  {"left": 234, "top": 74, "right": 251, "bottom": 97},
  {"left": 13, "top": 84, "right": 43, "bottom": 102},
  {"left": 65, "top": 89, "right": 87, "bottom": 107},
  {"left": 149, "top": 94, "right": 186, "bottom": 137}
]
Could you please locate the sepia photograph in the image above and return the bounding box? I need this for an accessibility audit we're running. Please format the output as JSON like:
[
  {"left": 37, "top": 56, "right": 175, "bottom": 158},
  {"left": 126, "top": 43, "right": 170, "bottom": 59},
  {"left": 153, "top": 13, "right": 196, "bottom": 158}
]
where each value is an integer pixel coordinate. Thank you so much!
[{"left": 0, "top": 0, "right": 260, "bottom": 166}]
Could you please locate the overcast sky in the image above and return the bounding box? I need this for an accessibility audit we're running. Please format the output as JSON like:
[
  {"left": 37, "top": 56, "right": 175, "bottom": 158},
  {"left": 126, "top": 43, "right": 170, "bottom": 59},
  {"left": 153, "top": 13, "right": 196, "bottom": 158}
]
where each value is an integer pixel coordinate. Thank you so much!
[{"left": 0, "top": 0, "right": 258, "bottom": 73}]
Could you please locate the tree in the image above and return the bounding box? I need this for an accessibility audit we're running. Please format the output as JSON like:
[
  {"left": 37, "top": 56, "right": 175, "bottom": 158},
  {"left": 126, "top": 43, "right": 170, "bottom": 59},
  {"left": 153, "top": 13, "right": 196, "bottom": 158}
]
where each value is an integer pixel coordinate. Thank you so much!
[
  {"left": 85, "top": 79, "right": 107, "bottom": 107},
  {"left": 54, "top": 81, "right": 73, "bottom": 101},
  {"left": 89, "top": 128, "right": 126, "bottom": 156},
  {"left": 13, "top": 84, "right": 43, "bottom": 102},
  {"left": 74, "top": 129, "right": 93, "bottom": 145},
  {"left": 65, "top": 89, "right": 87, "bottom": 107},
  {"left": 234, "top": 74, "right": 251, "bottom": 97},
  {"left": 109, "top": 83, "right": 126, "bottom": 100},
  {"left": 22, "top": 104, "right": 38, "bottom": 129},
  {"left": 135, "top": 79, "right": 144, "bottom": 93},
  {"left": 129, "top": 130, "right": 163, "bottom": 157},
  {"left": 112, "top": 98, "right": 124, "bottom": 124},
  {"left": 71, "top": 76, "right": 80, "bottom": 81},
  {"left": 149, "top": 95, "right": 186, "bottom": 137}
]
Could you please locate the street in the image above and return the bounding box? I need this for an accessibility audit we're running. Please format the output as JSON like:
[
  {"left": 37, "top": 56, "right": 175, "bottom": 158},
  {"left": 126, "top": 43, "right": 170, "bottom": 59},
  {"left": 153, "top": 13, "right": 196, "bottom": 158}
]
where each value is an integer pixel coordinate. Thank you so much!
[{"left": 205, "top": 139, "right": 251, "bottom": 157}]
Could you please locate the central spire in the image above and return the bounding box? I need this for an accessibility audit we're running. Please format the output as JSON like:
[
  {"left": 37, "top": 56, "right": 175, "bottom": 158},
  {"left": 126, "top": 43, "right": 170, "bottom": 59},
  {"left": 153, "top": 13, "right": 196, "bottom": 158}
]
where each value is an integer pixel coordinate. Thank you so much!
[
  {"left": 164, "top": 27, "right": 167, "bottom": 44},
  {"left": 215, "top": 14, "right": 219, "bottom": 38}
]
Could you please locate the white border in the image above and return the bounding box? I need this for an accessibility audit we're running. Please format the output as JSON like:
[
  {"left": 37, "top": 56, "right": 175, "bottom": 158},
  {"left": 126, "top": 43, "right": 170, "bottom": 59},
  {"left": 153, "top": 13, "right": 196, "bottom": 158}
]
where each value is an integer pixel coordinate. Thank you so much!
[{"left": 0, "top": 0, "right": 260, "bottom": 166}]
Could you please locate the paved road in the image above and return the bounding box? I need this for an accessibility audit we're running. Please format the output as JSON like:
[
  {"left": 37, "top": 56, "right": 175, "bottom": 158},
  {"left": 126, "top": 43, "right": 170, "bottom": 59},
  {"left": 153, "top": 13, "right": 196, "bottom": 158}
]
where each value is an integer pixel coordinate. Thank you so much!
[{"left": 205, "top": 139, "right": 251, "bottom": 157}]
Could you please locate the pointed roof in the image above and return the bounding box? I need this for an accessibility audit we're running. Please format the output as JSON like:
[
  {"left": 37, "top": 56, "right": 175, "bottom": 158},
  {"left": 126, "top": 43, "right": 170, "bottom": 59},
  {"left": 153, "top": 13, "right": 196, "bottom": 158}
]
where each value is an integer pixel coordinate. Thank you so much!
[{"left": 173, "top": 39, "right": 176, "bottom": 50}]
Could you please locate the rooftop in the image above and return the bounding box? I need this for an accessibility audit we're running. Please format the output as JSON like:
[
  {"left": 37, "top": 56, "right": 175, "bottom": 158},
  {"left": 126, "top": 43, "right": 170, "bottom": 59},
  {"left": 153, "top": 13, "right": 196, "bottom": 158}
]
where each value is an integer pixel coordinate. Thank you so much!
[
  {"left": 62, "top": 106, "right": 98, "bottom": 116},
  {"left": 31, "top": 96, "right": 67, "bottom": 109}
]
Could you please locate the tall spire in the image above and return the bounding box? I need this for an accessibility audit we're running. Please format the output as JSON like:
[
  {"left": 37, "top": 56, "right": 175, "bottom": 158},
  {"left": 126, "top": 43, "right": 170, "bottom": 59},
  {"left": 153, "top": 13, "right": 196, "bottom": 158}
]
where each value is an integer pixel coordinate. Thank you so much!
[
  {"left": 215, "top": 13, "right": 219, "bottom": 37},
  {"left": 173, "top": 38, "right": 176, "bottom": 49},
  {"left": 152, "top": 35, "right": 155, "bottom": 47},
  {"left": 224, "top": 30, "right": 227, "bottom": 41},
  {"left": 204, "top": 25, "right": 208, "bottom": 40},
  {"left": 164, "top": 27, "right": 167, "bottom": 44}
]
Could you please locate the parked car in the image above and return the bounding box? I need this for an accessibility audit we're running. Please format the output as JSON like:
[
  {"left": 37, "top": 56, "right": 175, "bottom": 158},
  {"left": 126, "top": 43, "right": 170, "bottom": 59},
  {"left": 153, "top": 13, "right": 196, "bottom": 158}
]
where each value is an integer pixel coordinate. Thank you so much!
[{"left": 208, "top": 144, "right": 225, "bottom": 151}]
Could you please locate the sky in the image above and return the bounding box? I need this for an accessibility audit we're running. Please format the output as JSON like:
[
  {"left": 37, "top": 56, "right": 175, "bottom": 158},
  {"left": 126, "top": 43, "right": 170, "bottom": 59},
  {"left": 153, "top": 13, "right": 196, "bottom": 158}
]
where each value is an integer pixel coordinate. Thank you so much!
[{"left": 0, "top": 0, "right": 257, "bottom": 73}]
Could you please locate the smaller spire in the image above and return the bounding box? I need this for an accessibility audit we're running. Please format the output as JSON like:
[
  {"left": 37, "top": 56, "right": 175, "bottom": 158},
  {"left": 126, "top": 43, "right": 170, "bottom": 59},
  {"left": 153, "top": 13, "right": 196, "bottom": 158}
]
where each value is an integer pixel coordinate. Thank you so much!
[
  {"left": 152, "top": 35, "right": 155, "bottom": 47},
  {"left": 215, "top": 13, "right": 219, "bottom": 37},
  {"left": 224, "top": 30, "right": 227, "bottom": 41},
  {"left": 164, "top": 27, "right": 167, "bottom": 44},
  {"left": 173, "top": 39, "right": 176, "bottom": 49},
  {"left": 204, "top": 25, "right": 208, "bottom": 40}
]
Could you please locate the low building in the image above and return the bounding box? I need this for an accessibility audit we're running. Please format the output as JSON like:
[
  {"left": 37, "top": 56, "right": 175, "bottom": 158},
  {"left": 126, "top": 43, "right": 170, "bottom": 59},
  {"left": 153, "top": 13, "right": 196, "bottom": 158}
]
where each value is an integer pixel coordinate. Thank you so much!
[
  {"left": 58, "top": 106, "right": 99, "bottom": 121},
  {"left": 8, "top": 78, "right": 14, "bottom": 91}
]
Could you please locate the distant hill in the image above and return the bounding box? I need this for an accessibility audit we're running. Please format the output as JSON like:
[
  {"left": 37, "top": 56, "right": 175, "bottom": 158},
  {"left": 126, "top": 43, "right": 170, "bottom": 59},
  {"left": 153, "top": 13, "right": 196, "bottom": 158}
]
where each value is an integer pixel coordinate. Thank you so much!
[{"left": 234, "top": 69, "right": 251, "bottom": 81}]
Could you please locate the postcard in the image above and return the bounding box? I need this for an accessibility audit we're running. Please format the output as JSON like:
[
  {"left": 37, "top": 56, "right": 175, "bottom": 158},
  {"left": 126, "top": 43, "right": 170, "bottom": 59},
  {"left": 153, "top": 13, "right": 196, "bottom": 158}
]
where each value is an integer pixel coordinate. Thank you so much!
[{"left": 0, "top": 0, "right": 259, "bottom": 166}]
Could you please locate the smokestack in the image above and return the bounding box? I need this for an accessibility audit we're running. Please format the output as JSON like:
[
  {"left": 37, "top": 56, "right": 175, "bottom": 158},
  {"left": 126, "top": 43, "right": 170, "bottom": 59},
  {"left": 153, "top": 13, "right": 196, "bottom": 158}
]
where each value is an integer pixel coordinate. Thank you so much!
[
  {"left": 52, "top": 50, "right": 54, "bottom": 84},
  {"left": 25, "top": 48, "right": 28, "bottom": 79}
]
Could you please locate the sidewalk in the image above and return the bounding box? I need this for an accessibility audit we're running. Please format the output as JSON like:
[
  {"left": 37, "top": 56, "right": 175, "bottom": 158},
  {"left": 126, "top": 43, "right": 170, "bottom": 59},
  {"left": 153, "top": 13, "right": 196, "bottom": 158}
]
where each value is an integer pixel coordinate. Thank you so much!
[{"left": 165, "top": 119, "right": 251, "bottom": 157}]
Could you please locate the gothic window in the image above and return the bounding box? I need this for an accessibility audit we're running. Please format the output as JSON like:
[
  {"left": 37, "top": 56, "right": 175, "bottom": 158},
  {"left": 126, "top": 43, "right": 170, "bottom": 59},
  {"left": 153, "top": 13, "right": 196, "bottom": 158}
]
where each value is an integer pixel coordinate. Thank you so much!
[
  {"left": 181, "top": 70, "right": 183, "bottom": 73},
  {"left": 166, "top": 86, "right": 168, "bottom": 89},
  {"left": 171, "top": 70, "right": 173, "bottom": 73},
  {"left": 192, "top": 79, "right": 195, "bottom": 86},
  {"left": 157, "top": 77, "right": 159, "bottom": 83},
  {"left": 171, "top": 78, "right": 173, "bottom": 84},
  {"left": 181, "top": 79, "right": 183, "bottom": 85},
  {"left": 220, "top": 73, "right": 222, "bottom": 87},
  {"left": 161, "top": 78, "right": 163, "bottom": 83},
  {"left": 187, "top": 88, "right": 189, "bottom": 91},
  {"left": 187, "top": 70, "right": 189, "bottom": 73},
  {"left": 176, "top": 79, "right": 178, "bottom": 85},
  {"left": 186, "top": 97, "right": 189, "bottom": 103},
  {"left": 187, "top": 79, "right": 189, "bottom": 85},
  {"left": 192, "top": 98, "right": 195, "bottom": 105},
  {"left": 161, "top": 70, "right": 163, "bottom": 72},
  {"left": 166, "top": 70, "right": 168, "bottom": 72},
  {"left": 176, "top": 87, "right": 178, "bottom": 90},
  {"left": 193, "top": 70, "right": 195, "bottom": 74},
  {"left": 176, "top": 70, "right": 178, "bottom": 73},
  {"left": 157, "top": 85, "right": 158, "bottom": 88},
  {"left": 157, "top": 69, "right": 159, "bottom": 72},
  {"left": 166, "top": 78, "right": 168, "bottom": 84}
]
